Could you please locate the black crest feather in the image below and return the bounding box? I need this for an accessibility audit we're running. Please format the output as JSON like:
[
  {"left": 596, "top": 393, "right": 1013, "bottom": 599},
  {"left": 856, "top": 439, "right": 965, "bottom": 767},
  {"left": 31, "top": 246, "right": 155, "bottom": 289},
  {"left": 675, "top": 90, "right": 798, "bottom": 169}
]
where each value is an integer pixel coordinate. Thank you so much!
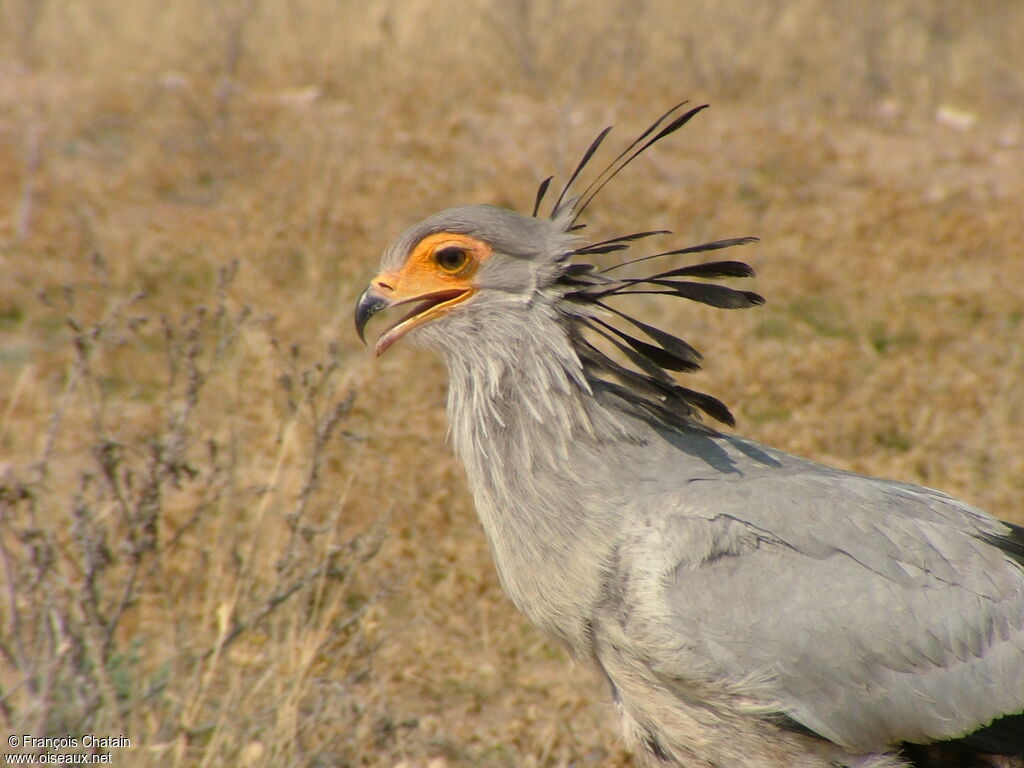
[{"left": 538, "top": 104, "right": 761, "bottom": 431}]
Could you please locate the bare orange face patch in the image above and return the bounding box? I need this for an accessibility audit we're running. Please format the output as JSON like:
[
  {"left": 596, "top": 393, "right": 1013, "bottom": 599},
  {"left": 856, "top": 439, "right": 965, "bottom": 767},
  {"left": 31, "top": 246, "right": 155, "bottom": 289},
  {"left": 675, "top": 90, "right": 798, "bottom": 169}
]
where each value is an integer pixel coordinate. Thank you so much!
[
  {"left": 359, "top": 233, "right": 493, "bottom": 355},
  {"left": 397, "top": 232, "right": 491, "bottom": 282}
]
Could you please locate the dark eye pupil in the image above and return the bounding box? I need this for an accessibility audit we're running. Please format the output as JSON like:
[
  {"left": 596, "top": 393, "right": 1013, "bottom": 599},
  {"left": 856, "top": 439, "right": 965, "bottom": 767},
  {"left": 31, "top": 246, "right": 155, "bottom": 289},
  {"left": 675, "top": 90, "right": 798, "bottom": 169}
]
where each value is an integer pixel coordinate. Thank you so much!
[{"left": 435, "top": 247, "right": 467, "bottom": 270}]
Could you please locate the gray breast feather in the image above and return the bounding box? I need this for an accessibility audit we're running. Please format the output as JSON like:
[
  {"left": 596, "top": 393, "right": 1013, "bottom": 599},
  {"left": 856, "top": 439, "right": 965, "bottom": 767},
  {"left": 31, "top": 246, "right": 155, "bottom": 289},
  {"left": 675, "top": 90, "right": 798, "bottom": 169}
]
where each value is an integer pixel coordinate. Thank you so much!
[{"left": 626, "top": 436, "right": 1024, "bottom": 751}]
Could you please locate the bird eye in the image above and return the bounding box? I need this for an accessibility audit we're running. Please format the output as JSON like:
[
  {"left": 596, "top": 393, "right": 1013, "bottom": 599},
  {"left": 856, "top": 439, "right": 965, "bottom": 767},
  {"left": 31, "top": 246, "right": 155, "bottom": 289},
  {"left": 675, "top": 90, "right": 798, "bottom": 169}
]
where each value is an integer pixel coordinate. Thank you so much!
[{"left": 433, "top": 246, "right": 470, "bottom": 273}]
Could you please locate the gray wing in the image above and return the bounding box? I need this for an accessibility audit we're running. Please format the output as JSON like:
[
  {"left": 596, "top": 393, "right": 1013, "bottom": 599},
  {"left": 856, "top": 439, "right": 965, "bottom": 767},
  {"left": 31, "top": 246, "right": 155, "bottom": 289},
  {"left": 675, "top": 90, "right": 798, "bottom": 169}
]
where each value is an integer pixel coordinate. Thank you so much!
[{"left": 625, "top": 434, "right": 1024, "bottom": 752}]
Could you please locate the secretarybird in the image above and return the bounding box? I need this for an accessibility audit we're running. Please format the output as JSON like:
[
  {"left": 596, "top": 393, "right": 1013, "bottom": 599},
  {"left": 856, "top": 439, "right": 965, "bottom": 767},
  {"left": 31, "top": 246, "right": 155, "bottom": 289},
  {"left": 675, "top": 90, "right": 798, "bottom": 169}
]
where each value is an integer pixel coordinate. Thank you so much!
[{"left": 354, "top": 103, "right": 1024, "bottom": 768}]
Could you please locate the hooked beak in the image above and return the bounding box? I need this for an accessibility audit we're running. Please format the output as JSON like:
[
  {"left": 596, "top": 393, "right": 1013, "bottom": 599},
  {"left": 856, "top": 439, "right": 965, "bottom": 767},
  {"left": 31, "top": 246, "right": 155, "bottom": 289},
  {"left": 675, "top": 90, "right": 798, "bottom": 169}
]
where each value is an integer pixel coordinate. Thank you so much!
[
  {"left": 354, "top": 287, "right": 389, "bottom": 346},
  {"left": 354, "top": 278, "right": 473, "bottom": 356}
]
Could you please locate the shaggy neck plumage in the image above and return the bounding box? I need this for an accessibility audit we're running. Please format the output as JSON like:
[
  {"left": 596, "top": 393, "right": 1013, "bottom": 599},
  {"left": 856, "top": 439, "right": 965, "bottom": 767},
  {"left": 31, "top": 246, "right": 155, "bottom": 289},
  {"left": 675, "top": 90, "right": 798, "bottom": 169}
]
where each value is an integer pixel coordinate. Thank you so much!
[
  {"left": 440, "top": 299, "right": 642, "bottom": 497},
  {"left": 435, "top": 298, "right": 646, "bottom": 644}
]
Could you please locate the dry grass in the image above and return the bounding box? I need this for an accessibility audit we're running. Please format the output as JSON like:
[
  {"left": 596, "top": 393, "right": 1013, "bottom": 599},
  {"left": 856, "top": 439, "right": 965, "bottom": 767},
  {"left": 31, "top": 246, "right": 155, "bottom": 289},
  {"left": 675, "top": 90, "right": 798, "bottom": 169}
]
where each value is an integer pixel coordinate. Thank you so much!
[{"left": 1, "top": 1, "right": 1022, "bottom": 766}]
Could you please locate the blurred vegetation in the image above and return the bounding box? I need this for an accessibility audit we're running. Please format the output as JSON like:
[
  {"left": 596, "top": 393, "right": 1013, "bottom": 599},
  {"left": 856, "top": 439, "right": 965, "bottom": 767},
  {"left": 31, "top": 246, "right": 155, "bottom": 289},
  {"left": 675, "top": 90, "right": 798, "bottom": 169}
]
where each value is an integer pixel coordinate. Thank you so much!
[
  {"left": 1, "top": 1, "right": 1022, "bottom": 766},
  {"left": 3, "top": 0, "right": 1024, "bottom": 113}
]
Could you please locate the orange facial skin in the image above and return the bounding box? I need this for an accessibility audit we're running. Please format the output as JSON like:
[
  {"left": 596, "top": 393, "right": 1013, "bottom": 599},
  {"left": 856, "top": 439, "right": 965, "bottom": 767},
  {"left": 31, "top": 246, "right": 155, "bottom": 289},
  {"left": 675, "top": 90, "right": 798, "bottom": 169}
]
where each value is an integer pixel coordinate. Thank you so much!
[{"left": 355, "top": 233, "right": 493, "bottom": 356}]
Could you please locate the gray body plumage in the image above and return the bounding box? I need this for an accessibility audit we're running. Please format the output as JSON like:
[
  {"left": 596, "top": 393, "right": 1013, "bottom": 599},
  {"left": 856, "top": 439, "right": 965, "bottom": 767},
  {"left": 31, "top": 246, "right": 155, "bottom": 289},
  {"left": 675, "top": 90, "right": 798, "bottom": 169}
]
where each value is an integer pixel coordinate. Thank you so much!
[{"left": 363, "top": 165, "right": 1024, "bottom": 766}]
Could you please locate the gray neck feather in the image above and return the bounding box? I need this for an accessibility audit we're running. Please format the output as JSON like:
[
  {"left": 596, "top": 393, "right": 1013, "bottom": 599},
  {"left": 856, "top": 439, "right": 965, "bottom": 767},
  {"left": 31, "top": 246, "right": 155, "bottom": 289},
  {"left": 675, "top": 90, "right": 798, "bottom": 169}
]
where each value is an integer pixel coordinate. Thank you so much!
[{"left": 434, "top": 297, "right": 650, "bottom": 647}]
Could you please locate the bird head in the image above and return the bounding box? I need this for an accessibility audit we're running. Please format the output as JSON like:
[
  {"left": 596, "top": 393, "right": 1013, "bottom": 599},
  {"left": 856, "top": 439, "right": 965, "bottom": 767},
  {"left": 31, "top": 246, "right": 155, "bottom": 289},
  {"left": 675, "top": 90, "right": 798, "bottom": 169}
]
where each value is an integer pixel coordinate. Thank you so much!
[
  {"left": 355, "top": 103, "right": 765, "bottom": 431},
  {"left": 354, "top": 204, "right": 577, "bottom": 356}
]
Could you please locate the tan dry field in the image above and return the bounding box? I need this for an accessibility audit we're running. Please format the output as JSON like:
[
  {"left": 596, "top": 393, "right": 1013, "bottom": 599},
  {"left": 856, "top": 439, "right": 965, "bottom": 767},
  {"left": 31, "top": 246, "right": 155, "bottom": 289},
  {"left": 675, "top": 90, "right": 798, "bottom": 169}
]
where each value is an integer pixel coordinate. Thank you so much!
[{"left": 1, "top": 2, "right": 1023, "bottom": 766}]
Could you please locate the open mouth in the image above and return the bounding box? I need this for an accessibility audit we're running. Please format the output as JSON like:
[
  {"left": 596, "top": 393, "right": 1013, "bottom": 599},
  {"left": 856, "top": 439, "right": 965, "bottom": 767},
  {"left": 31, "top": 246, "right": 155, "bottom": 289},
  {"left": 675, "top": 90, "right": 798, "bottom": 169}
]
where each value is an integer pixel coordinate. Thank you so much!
[{"left": 375, "top": 289, "right": 471, "bottom": 355}]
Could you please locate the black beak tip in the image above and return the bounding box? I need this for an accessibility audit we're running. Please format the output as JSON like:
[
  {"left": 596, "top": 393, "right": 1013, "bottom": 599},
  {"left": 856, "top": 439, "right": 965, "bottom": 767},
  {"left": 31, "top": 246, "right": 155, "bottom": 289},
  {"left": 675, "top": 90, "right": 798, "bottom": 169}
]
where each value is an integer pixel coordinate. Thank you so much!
[{"left": 354, "top": 287, "right": 388, "bottom": 345}]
